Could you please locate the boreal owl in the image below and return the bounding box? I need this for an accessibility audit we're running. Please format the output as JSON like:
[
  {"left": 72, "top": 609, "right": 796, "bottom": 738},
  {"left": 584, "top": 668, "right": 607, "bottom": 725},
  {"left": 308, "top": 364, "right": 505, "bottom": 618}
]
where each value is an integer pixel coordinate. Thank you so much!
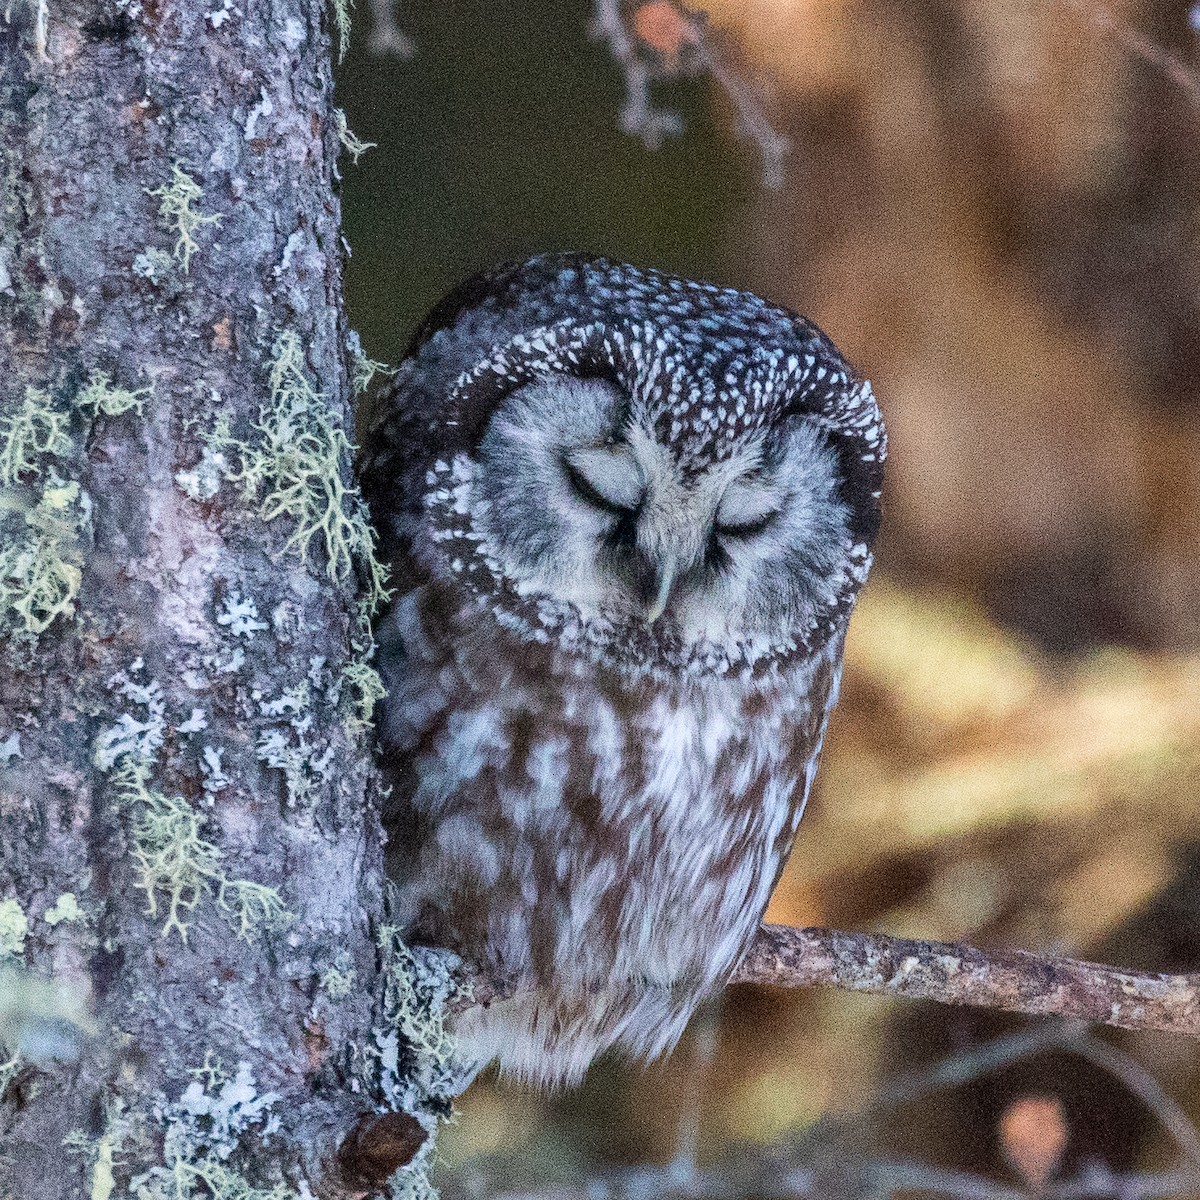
[{"left": 360, "top": 253, "right": 884, "bottom": 1088}]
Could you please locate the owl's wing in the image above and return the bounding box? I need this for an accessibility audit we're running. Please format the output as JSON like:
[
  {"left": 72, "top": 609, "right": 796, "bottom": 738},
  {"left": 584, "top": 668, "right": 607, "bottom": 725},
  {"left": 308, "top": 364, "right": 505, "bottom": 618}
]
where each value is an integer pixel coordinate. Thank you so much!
[
  {"left": 373, "top": 586, "right": 457, "bottom": 882},
  {"left": 374, "top": 589, "right": 450, "bottom": 757},
  {"left": 765, "top": 646, "right": 845, "bottom": 900}
]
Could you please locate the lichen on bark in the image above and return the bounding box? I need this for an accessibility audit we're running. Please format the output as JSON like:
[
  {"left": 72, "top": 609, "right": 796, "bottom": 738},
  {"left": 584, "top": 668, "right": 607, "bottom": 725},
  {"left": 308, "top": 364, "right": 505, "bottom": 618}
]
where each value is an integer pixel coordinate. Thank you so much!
[{"left": 0, "top": 1, "right": 443, "bottom": 1196}]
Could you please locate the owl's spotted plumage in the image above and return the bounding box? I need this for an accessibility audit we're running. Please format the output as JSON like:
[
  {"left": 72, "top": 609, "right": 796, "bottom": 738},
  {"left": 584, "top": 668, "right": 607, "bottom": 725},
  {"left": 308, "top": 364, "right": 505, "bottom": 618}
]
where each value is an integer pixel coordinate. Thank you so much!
[{"left": 361, "top": 254, "right": 884, "bottom": 1087}]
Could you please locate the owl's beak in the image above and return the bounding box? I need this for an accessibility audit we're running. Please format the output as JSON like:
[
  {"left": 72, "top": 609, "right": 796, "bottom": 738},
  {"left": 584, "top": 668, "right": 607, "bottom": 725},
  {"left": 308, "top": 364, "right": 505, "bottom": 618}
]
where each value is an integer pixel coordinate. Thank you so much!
[{"left": 644, "top": 555, "right": 677, "bottom": 625}]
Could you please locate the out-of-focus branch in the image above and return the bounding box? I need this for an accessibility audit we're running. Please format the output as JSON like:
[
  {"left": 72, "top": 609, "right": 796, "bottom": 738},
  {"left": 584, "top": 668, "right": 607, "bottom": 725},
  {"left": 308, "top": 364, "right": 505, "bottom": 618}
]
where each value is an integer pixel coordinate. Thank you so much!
[
  {"left": 1068, "top": 1034, "right": 1200, "bottom": 1168},
  {"left": 444, "top": 1018, "right": 1200, "bottom": 1200},
  {"left": 456, "top": 1159, "right": 1200, "bottom": 1200},
  {"left": 694, "top": 43, "right": 789, "bottom": 190},
  {"left": 1065, "top": 0, "right": 1200, "bottom": 108},
  {"left": 590, "top": 0, "right": 684, "bottom": 148},
  {"left": 368, "top": 0, "right": 415, "bottom": 57},
  {"left": 589, "top": 0, "right": 790, "bottom": 188},
  {"left": 460, "top": 923, "right": 1200, "bottom": 1038}
]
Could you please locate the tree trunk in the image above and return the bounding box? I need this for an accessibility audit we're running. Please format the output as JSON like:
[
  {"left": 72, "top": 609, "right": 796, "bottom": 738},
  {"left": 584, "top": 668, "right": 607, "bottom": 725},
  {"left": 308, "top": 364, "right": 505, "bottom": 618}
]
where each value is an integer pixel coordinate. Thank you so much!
[{"left": 0, "top": 4, "right": 450, "bottom": 1197}]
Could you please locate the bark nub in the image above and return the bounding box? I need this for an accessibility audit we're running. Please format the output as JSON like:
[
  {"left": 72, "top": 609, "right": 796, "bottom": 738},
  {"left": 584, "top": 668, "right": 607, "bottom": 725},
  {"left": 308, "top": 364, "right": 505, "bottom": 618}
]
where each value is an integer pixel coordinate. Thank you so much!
[{"left": 338, "top": 1111, "right": 429, "bottom": 1189}]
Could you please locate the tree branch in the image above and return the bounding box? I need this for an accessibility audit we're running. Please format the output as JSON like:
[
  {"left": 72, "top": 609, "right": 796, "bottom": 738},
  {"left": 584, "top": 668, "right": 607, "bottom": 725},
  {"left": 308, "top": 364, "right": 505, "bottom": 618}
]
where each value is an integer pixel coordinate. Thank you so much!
[{"left": 461, "top": 923, "right": 1200, "bottom": 1038}]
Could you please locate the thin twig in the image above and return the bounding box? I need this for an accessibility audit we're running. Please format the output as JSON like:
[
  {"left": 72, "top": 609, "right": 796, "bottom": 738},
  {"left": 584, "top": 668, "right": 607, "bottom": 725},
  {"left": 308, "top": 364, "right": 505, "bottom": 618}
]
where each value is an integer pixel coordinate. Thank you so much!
[
  {"left": 866, "top": 1161, "right": 1200, "bottom": 1200},
  {"left": 1048, "top": 1164, "right": 1200, "bottom": 1199},
  {"left": 1064, "top": 0, "right": 1200, "bottom": 109},
  {"left": 669, "top": 995, "right": 722, "bottom": 1189},
  {"left": 862, "top": 1160, "right": 1029, "bottom": 1200},
  {"left": 1070, "top": 1034, "right": 1200, "bottom": 1169},
  {"left": 445, "top": 1020, "right": 1200, "bottom": 1200},
  {"left": 459, "top": 924, "right": 1200, "bottom": 1039},
  {"left": 589, "top": 0, "right": 789, "bottom": 187},
  {"left": 694, "top": 45, "right": 789, "bottom": 190},
  {"left": 736, "top": 925, "right": 1200, "bottom": 1038},
  {"left": 454, "top": 1163, "right": 1200, "bottom": 1200},
  {"left": 815, "top": 1020, "right": 1087, "bottom": 1137},
  {"left": 589, "top": 0, "right": 683, "bottom": 148}
]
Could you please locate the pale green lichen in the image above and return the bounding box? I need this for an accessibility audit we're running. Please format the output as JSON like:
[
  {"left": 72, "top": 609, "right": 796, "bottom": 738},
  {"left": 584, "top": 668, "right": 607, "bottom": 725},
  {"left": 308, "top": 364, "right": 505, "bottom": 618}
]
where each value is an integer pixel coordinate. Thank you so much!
[
  {"left": 96, "top": 664, "right": 290, "bottom": 943},
  {"left": 132, "top": 248, "right": 176, "bottom": 286},
  {"left": 0, "top": 476, "right": 86, "bottom": 634},
  {"left": 341, "top": 657, "right": 385, "bottom": 732},
  {"left": 65, "top": 1099, "right": 132, "bottom": 1200},
  {"left": 0, "top": 385, "right": 71, "bottom": 485},
  {"left": 372, "top": 930, "right": 461, "bottom": 1200},
  {"left": 90, "top": 1134, "right": 116, "bottom": 1200},
  {"left": 135, "top": 1161, "right": 292, "bottom": 1200},
  {"left": 187, "top": 1051, "right": 225, "bottom": 1092},
  {"left": 146, "top": 164, "right": 221, "bottom": 275},
  {"left": 0, "top": 385, "right": 88, "bottom": 637},
  {"left": 128, "top": 1060, "right": 295, "bottom": 1200},
  {"left": 175, "top": 444, "right": 230, "bottom": 501},
  {"left": 175, "top": 1060, "right": 281, "bottom": 1157},
  {"left": 331, "top": 0, "right": 351, "bottom": 61},
  {"left": 237, "top": 331, "right": 388, "bottom": 613},
  {"left": 335, "top": 109, "right": 375, "bottom": 164},
  {"left": 376, "top": 926, "right": 462, "bottom": 1108},
  {"left": 348, "top": 333, "right": 392, "bottom": 398},
  {"left": 0, "top": 899, "right": 27, "bottom": 958},
  {"left": 111, "top": 758, "right": 290, "bottom": 944},
  {"left": 43, "top": 892, "right": 85, "bottom": 926},
  {"left": 93, "top": 665, "right": 167, "bottom": 771},
  {"left": 176, "top": 414, "right": 235, "bottom": 502},
  {"left": 255, "top": 683, "right": 334, "bottom": 810},
  {"left": 318, "top": 949, "right": 356, "bottom": 999},
  {"left": 65, "top": 1126, "right": 119, "bottom": 1200},
  {"left": 135, "top": 1160, "right": 293, "bottom": 1200},
  {"left": 176, "top": 338, "right": 390, "bottom": 639},
  {"left": 75, "top": 369, "right": 152, "bottom": 418}
]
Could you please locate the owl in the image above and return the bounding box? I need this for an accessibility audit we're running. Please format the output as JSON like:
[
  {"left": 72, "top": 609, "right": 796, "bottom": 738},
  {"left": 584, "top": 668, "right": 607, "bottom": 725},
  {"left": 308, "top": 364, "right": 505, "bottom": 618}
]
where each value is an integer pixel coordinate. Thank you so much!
[{"left": 360, "top": 253, "right": 884, "bottom": 1088}]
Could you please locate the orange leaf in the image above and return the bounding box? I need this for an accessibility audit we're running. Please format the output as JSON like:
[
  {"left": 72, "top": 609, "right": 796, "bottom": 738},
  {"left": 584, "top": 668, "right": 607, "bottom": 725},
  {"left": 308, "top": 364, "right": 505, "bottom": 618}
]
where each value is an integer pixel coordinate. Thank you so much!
[
  {"left": 633, "top": 1, "right": 699, "bottom": 61},
  {"left": 999, "top": 1094, "right": 1069, "bottom": 1189}
]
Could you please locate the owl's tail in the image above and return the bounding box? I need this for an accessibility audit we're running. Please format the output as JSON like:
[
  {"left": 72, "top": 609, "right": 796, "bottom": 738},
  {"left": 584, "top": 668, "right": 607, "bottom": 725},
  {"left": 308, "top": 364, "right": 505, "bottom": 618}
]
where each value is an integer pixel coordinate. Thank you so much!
[{"left": 452, "top": 985, "right": 700, "bottom": 1089}]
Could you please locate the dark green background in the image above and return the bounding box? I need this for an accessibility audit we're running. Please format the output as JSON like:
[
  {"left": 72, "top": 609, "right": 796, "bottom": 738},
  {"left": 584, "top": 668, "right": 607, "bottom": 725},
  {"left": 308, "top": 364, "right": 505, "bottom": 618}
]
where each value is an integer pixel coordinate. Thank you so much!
[{"left": 336, "top": 0, "right": 751, "bottom": 365}]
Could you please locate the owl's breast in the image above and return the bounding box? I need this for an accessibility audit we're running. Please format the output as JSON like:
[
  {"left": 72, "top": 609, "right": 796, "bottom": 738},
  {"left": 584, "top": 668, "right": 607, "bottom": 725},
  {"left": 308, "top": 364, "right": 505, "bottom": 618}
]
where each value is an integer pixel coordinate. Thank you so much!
[{"left": 378, "top": 582, "right": 841, "bottom": 994}]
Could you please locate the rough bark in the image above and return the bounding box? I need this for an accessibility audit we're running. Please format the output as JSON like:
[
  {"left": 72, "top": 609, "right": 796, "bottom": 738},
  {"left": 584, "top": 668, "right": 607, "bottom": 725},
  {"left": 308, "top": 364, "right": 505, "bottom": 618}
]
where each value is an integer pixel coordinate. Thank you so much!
[{"left": 0, "top": 4, "right": 451, "bottom": 1198}]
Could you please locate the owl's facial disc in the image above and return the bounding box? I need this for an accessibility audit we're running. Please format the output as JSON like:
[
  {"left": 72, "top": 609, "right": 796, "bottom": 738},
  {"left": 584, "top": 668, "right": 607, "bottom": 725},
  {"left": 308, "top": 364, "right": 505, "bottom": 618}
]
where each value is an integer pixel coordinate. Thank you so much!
[{"left": 472, "top": 373, "right": 852, "bottom": 654}]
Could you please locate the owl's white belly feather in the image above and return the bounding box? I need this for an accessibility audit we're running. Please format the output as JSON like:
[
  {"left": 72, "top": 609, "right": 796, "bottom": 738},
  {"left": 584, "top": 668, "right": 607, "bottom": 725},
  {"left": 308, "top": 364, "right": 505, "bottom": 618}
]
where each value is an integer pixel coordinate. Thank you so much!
[{"left": 380, "top": 586, "right": 841, "bottom": 1087}]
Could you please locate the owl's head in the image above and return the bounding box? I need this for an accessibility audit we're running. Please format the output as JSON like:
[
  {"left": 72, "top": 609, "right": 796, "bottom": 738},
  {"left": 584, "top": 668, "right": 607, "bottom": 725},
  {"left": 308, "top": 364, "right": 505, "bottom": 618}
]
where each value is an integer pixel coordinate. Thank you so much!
[
  {"left": 366, "top": 255, "right": 885, "bottom": 680},
  {"left": 473, "top": 373, "right": 853, "bottom": 653}
]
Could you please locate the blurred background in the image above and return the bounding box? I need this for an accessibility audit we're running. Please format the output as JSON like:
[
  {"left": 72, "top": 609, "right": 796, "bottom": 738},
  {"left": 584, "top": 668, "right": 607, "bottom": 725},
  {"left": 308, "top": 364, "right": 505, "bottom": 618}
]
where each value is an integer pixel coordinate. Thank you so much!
[{"left": 338, "top": 2, "right": 1200, "bottom": 1195}]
